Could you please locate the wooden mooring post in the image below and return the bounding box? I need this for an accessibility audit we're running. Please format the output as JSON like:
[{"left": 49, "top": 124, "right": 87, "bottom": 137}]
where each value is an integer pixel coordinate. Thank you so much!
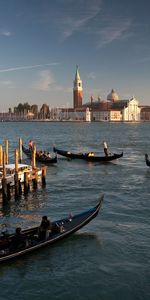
[
  {"left": 42, "top": 166, "right": 47, "bottom": 187},
  {"left": 14, "top": 148, "right": 21, "bottom": 198},
  {"left": 32, "top": 143, "right": 36, "bottom": 169},
  {"left": 2, "top": 152, "right": 7, "bottom": 201},
  {"left": 2, "top": 151, "right": 11, "bottom": 201},
  {"left": 5, "top": 140, "right": 9, "bottom": 165},
  {"left": 19, "top": 138, "right": 23, "bottom": 163},
  {"left": 24, "top": 171, "right": 29, "bottom": 194},
  {"left": 32, "top": 144, "right": 38, "bottom": 189},
  {"left": 0, "top": 145, "right": 3, "bottom": 166}
]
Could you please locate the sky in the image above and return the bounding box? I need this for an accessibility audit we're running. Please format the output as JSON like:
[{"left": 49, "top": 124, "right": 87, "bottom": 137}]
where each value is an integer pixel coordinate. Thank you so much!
[{"left": 0, "top": 0, "right": 150, "bottom": 112}]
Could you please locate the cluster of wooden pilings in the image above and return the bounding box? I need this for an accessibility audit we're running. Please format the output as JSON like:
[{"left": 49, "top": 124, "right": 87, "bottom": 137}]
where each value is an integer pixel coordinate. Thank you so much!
[{"left": 0, "top": 138, "right": 47, "bottom": 202}]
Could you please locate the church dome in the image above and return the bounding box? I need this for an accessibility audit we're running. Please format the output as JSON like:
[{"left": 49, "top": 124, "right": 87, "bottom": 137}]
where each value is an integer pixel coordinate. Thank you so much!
[{"left": 107, "top": 89, "right": 119, "bottom": 102}]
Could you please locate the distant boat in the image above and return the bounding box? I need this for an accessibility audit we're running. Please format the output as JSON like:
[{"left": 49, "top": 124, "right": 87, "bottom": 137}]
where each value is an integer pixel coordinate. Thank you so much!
[
  {"left": 53, "top": 146, "right": 123, "bottom": 162},
  {"left": 0, "top": 195, "right": 104, "bottom": 263},
  {"left": 22, "top": 145, "right": 57, "bottom": 164},
  {"left": 145, "top": 153, "right": 150, "bottom": 167}
]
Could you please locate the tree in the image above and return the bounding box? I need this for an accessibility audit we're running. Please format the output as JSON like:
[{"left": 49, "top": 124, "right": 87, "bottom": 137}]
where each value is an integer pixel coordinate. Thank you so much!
[{"left": 40, "top": 104, "right": 50, "bottom": 119}]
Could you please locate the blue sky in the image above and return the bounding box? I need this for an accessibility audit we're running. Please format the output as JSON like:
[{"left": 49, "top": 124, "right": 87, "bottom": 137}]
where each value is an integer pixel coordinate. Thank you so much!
[{"left": 0, "top": 0, "right": 150, "bottom": 111}]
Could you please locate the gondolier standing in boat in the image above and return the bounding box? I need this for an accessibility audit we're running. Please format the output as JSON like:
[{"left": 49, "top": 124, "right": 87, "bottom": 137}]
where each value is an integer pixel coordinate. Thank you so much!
[{"left": 103, "top": 141, "right": 109, "bottom": 156}]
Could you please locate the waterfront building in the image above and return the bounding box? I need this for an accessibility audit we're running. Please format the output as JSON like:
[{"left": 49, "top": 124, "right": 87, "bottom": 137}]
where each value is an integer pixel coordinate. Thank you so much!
[
  {"left": 84, "top": 90, "right": 141, "bottom": 122},
  {"left": 140, "top": 106, "right": 150, "bottom": 121},
  {"left": 85, "top": 107, "right": 91, "bottom": 122},
  {"left": 108, "top": 94, "right": 141, "bottom": 122}
]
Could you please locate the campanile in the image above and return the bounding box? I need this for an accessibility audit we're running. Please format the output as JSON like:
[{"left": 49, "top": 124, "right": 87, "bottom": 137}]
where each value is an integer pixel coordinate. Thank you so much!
[{"left": 73, "top": 66, "right": 83, "bottom": 109}]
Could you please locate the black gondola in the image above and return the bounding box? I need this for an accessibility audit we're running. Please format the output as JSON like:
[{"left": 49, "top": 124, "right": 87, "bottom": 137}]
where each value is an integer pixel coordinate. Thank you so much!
[
  {"left": 53, "top": 146, "right": 123, "bottom": 162},
  {"left": 0, "top": 196, "right": 103, "bottom": 263},
  {"left": 22, "top": 145, "right": 57, "bottom": 164},
  {"left": 145, "top": 153, "right": 150, "bottom": 166}
]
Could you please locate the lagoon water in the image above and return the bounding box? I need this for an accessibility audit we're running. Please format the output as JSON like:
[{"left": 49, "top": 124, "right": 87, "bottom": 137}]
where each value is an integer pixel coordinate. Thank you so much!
[{"left": 0, "top": 121, "right": 149, "bottom": 300}]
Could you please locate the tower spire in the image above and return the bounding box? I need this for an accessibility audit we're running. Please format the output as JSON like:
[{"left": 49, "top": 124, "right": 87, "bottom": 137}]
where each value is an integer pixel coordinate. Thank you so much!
[
  {"left": 73, "top": 66, "right": 83, "bottom": 109},
  {"left": 75, "top": 65, "right": 81, "bottom": 81}
]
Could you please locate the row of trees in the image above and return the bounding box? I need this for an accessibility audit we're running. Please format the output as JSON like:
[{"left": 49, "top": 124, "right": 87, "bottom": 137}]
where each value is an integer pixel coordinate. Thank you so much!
[{"left": 12, "top": 102, "right": 50, "bottom": 119}]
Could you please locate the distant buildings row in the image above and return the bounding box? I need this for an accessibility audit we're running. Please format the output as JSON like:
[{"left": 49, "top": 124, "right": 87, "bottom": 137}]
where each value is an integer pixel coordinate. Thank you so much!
[{"left": 0, "top": 67, "right": 150, "bottom": 122}]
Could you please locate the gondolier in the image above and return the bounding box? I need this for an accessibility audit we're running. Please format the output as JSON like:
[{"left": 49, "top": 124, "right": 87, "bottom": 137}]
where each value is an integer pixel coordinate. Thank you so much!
[{"left": 103, "top": 141, "right": 109, "bottom": 157}]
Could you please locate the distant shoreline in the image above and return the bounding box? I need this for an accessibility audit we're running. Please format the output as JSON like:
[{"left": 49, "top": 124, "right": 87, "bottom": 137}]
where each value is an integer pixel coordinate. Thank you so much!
[{"left": 0, "top": 119, "right": 148, "bottom": 123}]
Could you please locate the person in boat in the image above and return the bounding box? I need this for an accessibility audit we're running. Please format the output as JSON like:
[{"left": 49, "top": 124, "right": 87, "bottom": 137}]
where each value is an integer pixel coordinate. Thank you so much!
[
  {"left": 38, "top": 216, "right": 52, "bottom": 240},
  {"left": 0, "top": 228, "right": 10, "bottom": 250},
  {"left": 10, "top": 227, "right": 27, "bottom": 250},
  {"left": 103, "top": 141, "right": 109, "bottom": 157},
  {"left": 42, "top": 151, "right": 47, "bottom": 158},
  {"left": 47, "top": 152, "right": 51, "bottom": 158},
  {"left": 28, "top": 140, "right": 33, "bottom": 150},
  {"left": 37, "top": 150, "right": 43, "bottom": 157}
]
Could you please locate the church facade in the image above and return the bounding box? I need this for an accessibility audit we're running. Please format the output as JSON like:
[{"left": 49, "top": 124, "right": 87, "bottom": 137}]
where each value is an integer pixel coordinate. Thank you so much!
[{"left": 91, "top": 93, "right": 141, "bottom": 122}]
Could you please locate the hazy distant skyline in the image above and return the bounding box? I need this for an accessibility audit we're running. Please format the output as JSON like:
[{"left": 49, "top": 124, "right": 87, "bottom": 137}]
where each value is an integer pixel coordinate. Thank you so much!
[{"left": 0, "top": 0, "right": 150, "bottom": 111}]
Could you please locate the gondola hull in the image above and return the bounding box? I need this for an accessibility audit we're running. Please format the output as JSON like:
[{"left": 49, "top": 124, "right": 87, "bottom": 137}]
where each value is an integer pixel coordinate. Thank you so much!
[
  {"left": 53, "top": 147, "right": 123, "bottom": 162},
  {"left": 22, "top": 145, "right": 57, "bottom": 164},
  {"left": 0, "top": 196, "right": 103, "bottom": 263}
]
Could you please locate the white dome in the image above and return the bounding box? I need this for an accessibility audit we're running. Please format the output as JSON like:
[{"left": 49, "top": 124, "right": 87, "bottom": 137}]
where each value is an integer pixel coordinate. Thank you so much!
[{"left": 107, "top": 89, "right": 119, "bottom": 101}]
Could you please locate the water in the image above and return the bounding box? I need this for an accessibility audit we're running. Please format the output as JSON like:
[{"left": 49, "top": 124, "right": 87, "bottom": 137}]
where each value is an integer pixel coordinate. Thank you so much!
[{"left": 0, "top": 121, "right": 149, "bottom": 300}]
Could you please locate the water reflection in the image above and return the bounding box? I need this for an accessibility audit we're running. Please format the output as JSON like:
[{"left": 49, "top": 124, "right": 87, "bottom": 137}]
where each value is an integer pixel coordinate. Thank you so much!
[{"left": 0, "top": 187, "right": 52, "bottom": 234}]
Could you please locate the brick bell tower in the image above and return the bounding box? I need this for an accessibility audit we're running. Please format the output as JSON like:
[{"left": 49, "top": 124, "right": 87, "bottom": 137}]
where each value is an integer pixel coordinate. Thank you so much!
[{"left": 73, "top": 66, "right": 83, "bottom": 109}]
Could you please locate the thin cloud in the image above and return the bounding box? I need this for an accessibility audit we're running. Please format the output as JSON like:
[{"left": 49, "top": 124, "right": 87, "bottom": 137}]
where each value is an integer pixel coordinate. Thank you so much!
[
  {"left": 0, "top": 62, "right": 60, "bottom": 73},
  {"left": 135, "top": 56, "right": 150, "bottom": 63},
  {"left": 0, "top": 80, "right": 14, "bottom": 88},
  {"left": 0, "top": 30, "right": 12, "bottom": 37},
  {"left": 96, "top": 19, "right": 132, "bottom": 47},
  {"left": 33, "top": 70, "right": 55, "bottom": 91},
  {"left": 60, "top": 0, "right": 102, "bottom": 40},
  {"left": 87, "top": 72, "right": 96, "bottom": 79},
  {"left": 33, "top": 69, "right": 72, "bottom": 93}
]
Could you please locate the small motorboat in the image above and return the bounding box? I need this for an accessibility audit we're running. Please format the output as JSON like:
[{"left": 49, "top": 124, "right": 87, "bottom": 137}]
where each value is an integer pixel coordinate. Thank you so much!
[
  {"left": 53, "top": 146, "right": 123, "bottom": 162},
  {"left": 0, "top": 163, "right": 42, "bottom": 190},
  {"left": 22, "top": 145, "right": 57, "bottom": 164},
  {"left": 0, "top": 195, "right": 104, "bottom": 263}
]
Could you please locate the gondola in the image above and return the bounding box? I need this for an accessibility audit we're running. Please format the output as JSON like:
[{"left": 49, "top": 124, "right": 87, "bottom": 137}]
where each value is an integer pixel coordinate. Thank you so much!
[
  {"left": 0, "top": 195, "right": 103, "bottom": 263},
  {"left": 145, "top": 153, "right": 150, "bottom": 167},
  {"left": 53, "top": 146, "right": 123, "bottom": 162},
  {"left": 22, "top": 145, "right": 57, "bottom": 164}
]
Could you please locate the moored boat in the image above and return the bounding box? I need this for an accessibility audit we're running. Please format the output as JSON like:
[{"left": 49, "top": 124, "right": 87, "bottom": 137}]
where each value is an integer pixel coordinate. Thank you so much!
[
  {"left": 0, "top": 195, "right": 104, "bottom": 263},
  {"left": 53, "top": 146, "right": 123, "bottom": 162},
  {"left": 22, "top": 145, "right": 57, "bottom": 164},
  {"left": 0, "top": 163, "right": 42, "bottom": 190}
]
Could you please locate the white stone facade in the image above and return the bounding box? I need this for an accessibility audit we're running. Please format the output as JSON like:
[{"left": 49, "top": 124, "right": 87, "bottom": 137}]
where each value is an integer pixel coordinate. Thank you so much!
[{"left": 122, "top": 97, "right": 141, "bottom": 121}]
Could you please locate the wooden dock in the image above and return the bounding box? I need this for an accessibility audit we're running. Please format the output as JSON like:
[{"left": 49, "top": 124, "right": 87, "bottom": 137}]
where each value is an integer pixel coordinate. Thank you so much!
[{"left": 0, "top": 139, "right": 47, "bottom": 201}]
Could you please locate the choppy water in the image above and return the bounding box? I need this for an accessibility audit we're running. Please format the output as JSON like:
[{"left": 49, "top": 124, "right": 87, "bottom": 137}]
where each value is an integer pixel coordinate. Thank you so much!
[{"left": 0, "top": 121, "right": 149, "bottom": 300}]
